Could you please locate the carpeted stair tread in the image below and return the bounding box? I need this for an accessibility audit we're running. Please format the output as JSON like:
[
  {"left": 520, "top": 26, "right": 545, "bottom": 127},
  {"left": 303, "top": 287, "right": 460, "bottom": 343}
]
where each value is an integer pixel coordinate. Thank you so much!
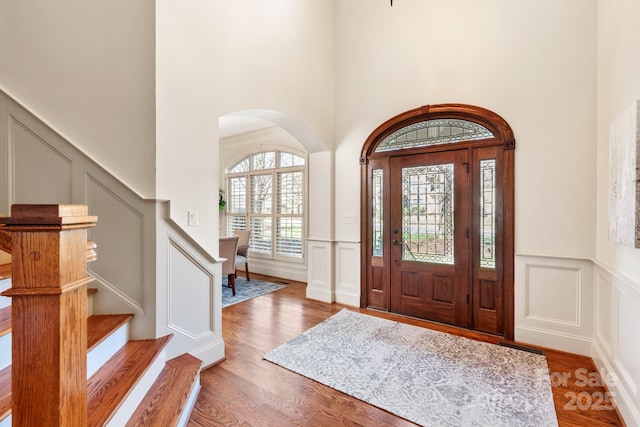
[
  {"left": 126, "top": 353, "right": 202, "bottom": 427},
  {"left": 0, "top": 307, "right": 10, "bottom": 338},
  {"left": 0, "top": 366, "right": 9, "bottom": 421},
  {"left": 87, "top": 313, "right": 134, "bottom": 352},
  {"left": 87, "top": 335, "right": 172, "bottom": 427}
]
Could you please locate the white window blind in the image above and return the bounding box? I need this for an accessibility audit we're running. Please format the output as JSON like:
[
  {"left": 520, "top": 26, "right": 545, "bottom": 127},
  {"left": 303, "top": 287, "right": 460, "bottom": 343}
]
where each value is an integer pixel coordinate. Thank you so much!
[{"left": 225, "top": 151, "right": 305, "bottom": 262}]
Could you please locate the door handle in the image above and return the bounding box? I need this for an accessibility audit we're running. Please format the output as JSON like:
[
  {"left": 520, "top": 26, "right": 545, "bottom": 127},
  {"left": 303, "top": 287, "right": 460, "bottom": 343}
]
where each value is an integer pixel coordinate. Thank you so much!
[{"left": 392, "top": 239, "right": 400, "bottom": 245}]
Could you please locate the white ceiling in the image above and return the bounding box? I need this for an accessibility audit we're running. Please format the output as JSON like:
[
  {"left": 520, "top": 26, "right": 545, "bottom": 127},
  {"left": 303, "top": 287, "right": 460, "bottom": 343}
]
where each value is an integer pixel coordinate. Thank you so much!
[{"left": 218, "top": 116, "right": 274, "bottom": 139}]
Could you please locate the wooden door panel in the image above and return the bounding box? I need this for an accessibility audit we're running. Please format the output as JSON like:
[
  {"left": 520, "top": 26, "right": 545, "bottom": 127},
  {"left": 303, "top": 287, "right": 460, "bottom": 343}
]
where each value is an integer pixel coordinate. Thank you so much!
[
  {"left": 473, "top": 268, "right": 503, "bottom": 335},
  {"left": 365, "top": 158, "right": 390, "bottom": 311},
  {"left": 391, "top": 270, "right": 457, "bottom": 323},
  {"left": 389, "top": 151, "right": 469, "bottom": 327},
  {"left": 368, "top": 260, "right": 388, "bottom": 310},
  {"left": 432, "top": 274, "right": 454, "bottom": 304},
  {"left": 471, "top": 146, "right": 504, "bottom": 335},
  {"left": 479, "top": 279, "right": 496, "bottom": 310}
]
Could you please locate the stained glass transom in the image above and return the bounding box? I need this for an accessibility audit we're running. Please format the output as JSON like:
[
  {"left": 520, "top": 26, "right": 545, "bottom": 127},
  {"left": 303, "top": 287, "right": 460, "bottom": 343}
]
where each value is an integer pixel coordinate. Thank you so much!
[
  {"left": 480, "top": 159, "right": 496, "bottom": 268},
  {"left": 372, "top": 169, "right": 383, "bottom": 257},
  {"left": 401, "top": 164, "right": 454, "bottom": 264},
  {"left": 375, "top": 119, "right": 494, "bottom": 153}
]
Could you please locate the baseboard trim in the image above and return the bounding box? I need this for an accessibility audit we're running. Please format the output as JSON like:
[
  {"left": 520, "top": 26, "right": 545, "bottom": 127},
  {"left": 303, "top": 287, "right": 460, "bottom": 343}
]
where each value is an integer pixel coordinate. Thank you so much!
[
  {"left": 191, "top": 338, "right": 225, "bottom": 368},
  {"left": 306, "top": 286, "right": 333, "bottom": 303},
  {"left": 515, "top": 325, "right": 592, "bottom": 356},
  {"left": 334, "top": 291, "right": 359, "bottom": 307}
]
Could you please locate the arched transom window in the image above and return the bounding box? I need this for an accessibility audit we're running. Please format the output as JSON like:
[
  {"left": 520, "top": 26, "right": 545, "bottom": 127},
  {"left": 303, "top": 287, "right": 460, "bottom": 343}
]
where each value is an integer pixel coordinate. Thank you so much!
[
  {"left": 374, "top": 119, "right": 494, "bottom": 152},
  {"left": 225, "top": 151, "right": 305, "bottom": 261}
]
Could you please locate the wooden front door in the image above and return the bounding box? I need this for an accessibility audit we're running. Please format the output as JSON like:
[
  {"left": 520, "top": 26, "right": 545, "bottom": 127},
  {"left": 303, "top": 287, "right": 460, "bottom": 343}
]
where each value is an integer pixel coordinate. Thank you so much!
[
  {"left": 361, "top": 104, "right": 515, "bottom": 339},
  {"left": 389, "top": 150, "right": 470, "bottom": 327}
]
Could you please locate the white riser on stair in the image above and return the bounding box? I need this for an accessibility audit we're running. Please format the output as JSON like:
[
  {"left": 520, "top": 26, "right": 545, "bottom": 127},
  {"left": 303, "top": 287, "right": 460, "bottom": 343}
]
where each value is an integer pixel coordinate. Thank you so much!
[
  {"left": 87, "top": 322, "right": 130, "bottom": 378},
  {"left": 0, "top": 278, "right": 10, "bottom": 310},
  {"left": 0, "top": 334, "right": 9, "bottom": 371},
  {"left": 88, "top": 292, "right": 95, "bottom": 316},
  {"left": 178, "top": 377, "right": 201, "bottom": 427},
  {"left": 106, "top": 348, "right": 167, "bottom": 427}
]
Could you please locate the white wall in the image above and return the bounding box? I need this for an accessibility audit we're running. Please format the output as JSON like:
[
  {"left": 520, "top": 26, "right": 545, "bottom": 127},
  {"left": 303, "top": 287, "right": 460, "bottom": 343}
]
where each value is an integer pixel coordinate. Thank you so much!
[
  {"left": 156, "top": 0, "right": 335, "bottom": 257},
  {"left": 333, "top": 0, "right": 599, "bottom": 326},
  {"left": 0, "top": 0, "right": 156, "bottom": 198},
  {"left": 335, "top": 0, "right": 597, "bottom": 253},
  {"left": 594, "top": 0, "right": 640, "bottom": 424}
]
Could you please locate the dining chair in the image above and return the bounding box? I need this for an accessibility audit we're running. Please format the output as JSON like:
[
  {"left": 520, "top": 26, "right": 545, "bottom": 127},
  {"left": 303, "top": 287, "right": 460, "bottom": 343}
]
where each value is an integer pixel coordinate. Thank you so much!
[
  {"left": 233, "top": 229, "right": 250, "bottom": 281},
  {"left": 219, "top": 235, "right": 240, "bottom": 296}
]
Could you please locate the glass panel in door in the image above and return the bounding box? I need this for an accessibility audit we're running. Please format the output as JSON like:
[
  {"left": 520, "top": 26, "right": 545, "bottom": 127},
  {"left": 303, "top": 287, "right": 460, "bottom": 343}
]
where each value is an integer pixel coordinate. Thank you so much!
[{"left": 390, "top": 150, "right": 470, "bottom": 327}]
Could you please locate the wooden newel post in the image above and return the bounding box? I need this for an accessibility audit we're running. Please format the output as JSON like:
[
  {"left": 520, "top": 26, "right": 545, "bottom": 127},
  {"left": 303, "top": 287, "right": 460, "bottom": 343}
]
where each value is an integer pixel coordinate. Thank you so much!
[{"left": 0, "top": 204, "right": 97, "bottom": 426}]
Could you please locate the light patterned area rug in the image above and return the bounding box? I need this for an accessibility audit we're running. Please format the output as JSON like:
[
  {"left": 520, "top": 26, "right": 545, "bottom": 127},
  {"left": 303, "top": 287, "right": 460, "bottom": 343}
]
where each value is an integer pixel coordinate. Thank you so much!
[
  {"left": 264, "top": 309, "right": 558, "bottom": 427},
  {"left": 222, "top": 277, "right": 285, "bottom": 308}
]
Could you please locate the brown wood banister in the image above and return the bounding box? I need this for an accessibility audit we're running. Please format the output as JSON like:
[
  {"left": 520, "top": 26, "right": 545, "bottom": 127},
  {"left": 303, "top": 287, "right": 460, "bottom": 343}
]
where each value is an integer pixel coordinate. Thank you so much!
[
  {"left": 86, "top": 239, "right": 98, "bottom": 263},
  {"left": 0, "top": 228, "right": 9, "bottom": 254},
  {"left": 0, "top": 204, "right": 97, "bottom": 426}
]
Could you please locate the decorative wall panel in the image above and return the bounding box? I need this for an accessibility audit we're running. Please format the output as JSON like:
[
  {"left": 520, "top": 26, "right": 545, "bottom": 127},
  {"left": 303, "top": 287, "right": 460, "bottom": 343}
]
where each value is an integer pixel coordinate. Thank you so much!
[
  {"left": 168, "top": 239, "right": 214, "bottom": 338},
  {"left": 525, "top": 264, "right": 581, "bottom": 326},
  {"left": 87, "top": 175, "right": 145, "bottom": 311},
  {"left": 616, "top": 290, "right": 639, "bottom": 396},
  {"left": 595, "top": 270, "right": 613, "bottom": 355},
  {"left": 10, "top": 116, "right": 73, "bottom": 204},
  {"left": 593, "top": 263, "right": 640, "bottom": 426},
  {"left": 515, "top": 255, "right": 593, "bottom": 356},
  {"left": 335, "top": 242, "right": 360, "bottom": 306},
  {"left": 306, "top": 240, "right": 333, "bottom": 303}
]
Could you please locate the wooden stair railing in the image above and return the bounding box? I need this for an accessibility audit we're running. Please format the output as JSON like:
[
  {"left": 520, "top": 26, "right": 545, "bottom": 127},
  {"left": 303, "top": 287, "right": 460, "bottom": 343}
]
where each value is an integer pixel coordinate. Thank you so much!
[
  {"left": 0, "top": 204, "right": 97, "bottom": 426},
  {"left": 0, "top": 229, "right": 9, "bottom": 255},
  {"left": 0, "top": 215, "right": 10, "bottom": 254}
]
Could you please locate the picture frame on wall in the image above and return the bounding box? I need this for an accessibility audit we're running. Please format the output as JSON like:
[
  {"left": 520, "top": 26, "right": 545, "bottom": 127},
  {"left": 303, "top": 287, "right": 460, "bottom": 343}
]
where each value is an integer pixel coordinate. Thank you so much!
[{"left": 609, "top": 100, "right": 640, "bottom": 248}]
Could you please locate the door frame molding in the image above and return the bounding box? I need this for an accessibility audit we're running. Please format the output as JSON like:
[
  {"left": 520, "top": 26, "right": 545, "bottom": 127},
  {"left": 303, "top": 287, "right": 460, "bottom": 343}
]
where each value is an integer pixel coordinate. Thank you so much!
[{"left": 359, "top": 104, "right": 515, "bottom": 339}]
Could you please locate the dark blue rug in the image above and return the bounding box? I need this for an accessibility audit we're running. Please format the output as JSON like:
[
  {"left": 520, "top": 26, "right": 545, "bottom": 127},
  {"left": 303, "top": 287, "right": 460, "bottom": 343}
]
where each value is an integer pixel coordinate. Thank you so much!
[{"left": 222, "top": 276, "right": 286, "bottom": 308}]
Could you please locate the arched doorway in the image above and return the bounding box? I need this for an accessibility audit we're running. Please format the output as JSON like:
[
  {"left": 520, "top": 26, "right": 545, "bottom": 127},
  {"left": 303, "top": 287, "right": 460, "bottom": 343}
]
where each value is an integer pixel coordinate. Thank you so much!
[{"left": 360, "top": 104, "right": 515, "bottom": 339}]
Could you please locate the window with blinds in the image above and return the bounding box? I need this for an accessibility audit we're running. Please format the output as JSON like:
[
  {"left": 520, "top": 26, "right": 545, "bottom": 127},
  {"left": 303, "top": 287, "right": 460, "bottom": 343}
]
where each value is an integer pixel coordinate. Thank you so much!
[{"left": 226, "top": 151, "right": 305, "bottom": 262}]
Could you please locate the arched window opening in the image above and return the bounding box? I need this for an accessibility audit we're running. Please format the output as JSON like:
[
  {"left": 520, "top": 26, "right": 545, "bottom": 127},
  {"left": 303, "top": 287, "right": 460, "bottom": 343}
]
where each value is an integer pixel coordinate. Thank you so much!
[
  {"left": 374, "top": 119, "right": 494, "bottom": 152},
  {"left": 225, "top": 150, "right": 306, "bottom": 262}
]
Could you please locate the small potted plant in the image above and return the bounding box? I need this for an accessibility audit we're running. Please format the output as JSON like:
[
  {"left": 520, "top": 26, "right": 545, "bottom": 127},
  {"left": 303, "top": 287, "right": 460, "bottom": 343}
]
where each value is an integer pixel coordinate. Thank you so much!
[{"left": 219, "top": 188, "right": 226, "bottom": 211}]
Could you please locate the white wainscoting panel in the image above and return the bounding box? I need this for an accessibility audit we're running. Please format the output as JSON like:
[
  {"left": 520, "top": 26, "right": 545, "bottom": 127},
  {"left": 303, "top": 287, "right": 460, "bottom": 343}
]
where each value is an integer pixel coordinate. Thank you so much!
[
  {"left": 515, "top": 255, "right": 593, "bottom": 355},
  {"left": 87, "top": 174, "right": 146, "bottom": 311},
  {"left": 616, "top": 294, "right": 640, "bottom": 395},
  {"left": 156, "top": 210, "right": 224, "bottom": 366},
  {"left": 167, "top": 238, "right": 214, "bottom": 338},
  {"left": 250, "top": 257, "right": 307, "bottom": 283},
  {"left": 306, "top": 239, "right": 333, "bottom": 303},
  {"left": 525, "top": 264, "right": 581, "bottom": 326},
  {"left": 335, "top": 241, "right": 360, "bottom": 306},
  {"left": 592, "top": 263, "right": 640, "bottom": 427},
  {"left": 594, "top": 269, "right": 613, "bottom": 358},
  {"left": 10, "top": 115, "right": 74, "bottom": 204}
]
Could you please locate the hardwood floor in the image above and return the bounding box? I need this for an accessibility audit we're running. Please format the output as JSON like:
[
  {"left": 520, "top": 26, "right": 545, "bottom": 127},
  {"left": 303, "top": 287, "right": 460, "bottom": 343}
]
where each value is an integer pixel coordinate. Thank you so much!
[{"left": 188, "top": 274, "right": 625, "bottom": 426}]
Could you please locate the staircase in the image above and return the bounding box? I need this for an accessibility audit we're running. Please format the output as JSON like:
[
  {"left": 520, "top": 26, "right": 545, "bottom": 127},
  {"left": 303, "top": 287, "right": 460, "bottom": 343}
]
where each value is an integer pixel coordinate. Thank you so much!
[{"left": 0, "top": 206, "right": 203, "bottom": 426}]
